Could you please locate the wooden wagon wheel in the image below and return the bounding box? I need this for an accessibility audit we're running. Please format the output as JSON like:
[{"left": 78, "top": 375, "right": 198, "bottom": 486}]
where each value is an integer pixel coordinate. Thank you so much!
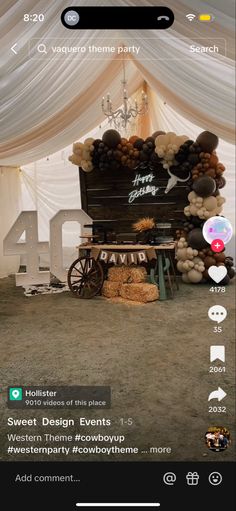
[{"left": 67, "top": 256, "right": 104, "bottom": 298}]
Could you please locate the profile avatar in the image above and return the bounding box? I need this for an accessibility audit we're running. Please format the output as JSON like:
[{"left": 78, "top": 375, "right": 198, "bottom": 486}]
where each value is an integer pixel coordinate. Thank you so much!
[{"left": 205, "top": 426, "right": 230, "bottom": 452}]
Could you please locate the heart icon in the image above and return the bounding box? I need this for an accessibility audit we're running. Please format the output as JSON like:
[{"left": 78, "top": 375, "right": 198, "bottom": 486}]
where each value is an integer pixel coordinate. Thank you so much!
[{"left": 208, "top": 265, "right": 227, "bottom": 283}]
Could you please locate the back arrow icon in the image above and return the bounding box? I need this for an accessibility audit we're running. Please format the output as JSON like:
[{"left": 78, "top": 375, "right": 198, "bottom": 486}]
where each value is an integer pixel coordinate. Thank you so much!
[
  {"left": 208, "top": 387, "right": 227, "bottom": 402},
  {"left": 11, "top": 44, "right": 17, "bottom": 54}
]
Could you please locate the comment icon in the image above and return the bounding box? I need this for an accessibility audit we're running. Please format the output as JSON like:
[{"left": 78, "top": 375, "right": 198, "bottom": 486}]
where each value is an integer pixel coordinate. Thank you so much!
[{"left": 208, "top": 305, "right": 227, "bottom": 324}]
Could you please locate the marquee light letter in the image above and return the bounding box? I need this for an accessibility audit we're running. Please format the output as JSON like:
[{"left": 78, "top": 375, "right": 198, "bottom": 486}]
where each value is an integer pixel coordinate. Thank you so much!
[{"left": 3, "top": 211, "right": 50, "bottom": 286}]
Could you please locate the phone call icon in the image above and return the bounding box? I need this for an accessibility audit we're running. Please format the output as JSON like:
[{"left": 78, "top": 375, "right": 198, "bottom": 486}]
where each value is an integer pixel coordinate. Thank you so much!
[{"left": 157, "top": 16, "right": 170, "bottom": 21}]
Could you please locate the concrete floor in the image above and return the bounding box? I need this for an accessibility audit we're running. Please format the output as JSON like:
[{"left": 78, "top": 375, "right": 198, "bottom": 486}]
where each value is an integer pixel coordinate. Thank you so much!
[{"left": 0, "top": 275, "right": 235, "bottom": 462}]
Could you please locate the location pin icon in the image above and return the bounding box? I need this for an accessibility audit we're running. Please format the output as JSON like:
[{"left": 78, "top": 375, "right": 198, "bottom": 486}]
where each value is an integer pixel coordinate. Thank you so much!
[{"left": 12, "top": 390, "right": 20, "bottom": 398}]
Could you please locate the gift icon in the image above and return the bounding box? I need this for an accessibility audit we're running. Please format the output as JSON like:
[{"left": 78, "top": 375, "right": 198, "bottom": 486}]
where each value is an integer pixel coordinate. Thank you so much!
[{"left": 186, "top": 472, "right": 200, "bottom": 485}]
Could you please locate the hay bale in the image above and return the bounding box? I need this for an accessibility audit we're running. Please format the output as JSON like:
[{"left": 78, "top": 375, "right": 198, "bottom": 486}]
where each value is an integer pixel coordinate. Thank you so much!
[
  {"left": 108, "top": 265, "right": 147, "bottom": 283},
  {"left": 126, "top": 266, "right": 147, "bottom": 283},
  {"left": 108, "top": 266, "right": 127, "bottom": 282},
  {"left": 120, "top": 283, "right": 159, "bottom": 303},
  {"left": 102, "top": 281, "right": 121, "bottom": 298}
]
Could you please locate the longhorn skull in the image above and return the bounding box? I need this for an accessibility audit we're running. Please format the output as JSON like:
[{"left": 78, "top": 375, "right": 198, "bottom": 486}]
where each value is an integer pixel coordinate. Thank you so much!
[{"left": 165, "top": 168, "right": 190, "bottom": 194}]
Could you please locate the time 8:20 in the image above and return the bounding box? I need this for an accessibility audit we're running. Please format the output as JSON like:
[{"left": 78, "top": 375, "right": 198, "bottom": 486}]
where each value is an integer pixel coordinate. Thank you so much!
[{"left": 24, "top": 14, "right": 45, "bottom": 22}]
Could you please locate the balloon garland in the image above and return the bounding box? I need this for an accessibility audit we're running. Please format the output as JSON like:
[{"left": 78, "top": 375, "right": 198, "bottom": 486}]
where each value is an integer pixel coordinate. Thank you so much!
[
  {"left": 69, "top": 138, "right": 94, "bottom": 172},
  {"left": 175, "top": 131, "right": 234, "bottom": 284},
  {"left": 69, "top": 128, "right": 235, "bottom": 285},
  {"left": 69, "top": 129, "right": 166, "bottom": 172},
  {"left": 69, "top": 129, "right": 221, "bottom": 178}
]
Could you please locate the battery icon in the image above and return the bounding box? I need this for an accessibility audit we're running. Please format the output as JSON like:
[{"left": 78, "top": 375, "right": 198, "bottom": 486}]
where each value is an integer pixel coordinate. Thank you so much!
[{"left": 198, "top": 14, "right": 214, "bottom": 22}]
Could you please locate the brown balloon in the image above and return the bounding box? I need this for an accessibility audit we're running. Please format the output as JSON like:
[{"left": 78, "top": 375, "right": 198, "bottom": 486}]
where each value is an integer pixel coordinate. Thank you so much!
[
  {"left": 192, "top": 175, "right": 216, "bottom": 197},
  {"left": 102, "top": 129, "right": 121, "bottom": 148},
  {"left": 204, "top": 256, "right": 216, "bottom": 268},
  {"left": 225, "top": 257, "right": 234, "bottom": 267},
  {"left": 219, "top": 274, "right": 230, "bottom": 285},
  {"left": 187, "top": 228, "right": 209, "bottom": 250},
  {"left": 198, "top": 251, "right": 205, "bottom": 259},
  {"left": 196, "top": 131, "right": 219, "bottom": 153},
  {"left": 205, "top": 168, "right": 216, "bottom": 178},
  {"left": 216, "top": 176, "right": 226, "bottom": 189},
  {"left": 214, "top": 252, "right": 226, "bottom": 262},
  {"left": 129, "top": 135, "right": 139, "bottom": 144},
  {"left": 227, "top": 267, "right": 235, "bottom": 279},
  {"left": 209, "top": 154, "right": 218, "bottom": 166}
]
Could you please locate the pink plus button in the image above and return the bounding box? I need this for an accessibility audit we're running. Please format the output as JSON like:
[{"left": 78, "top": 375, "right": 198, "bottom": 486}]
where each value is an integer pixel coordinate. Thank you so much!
[{"left": 211, "top": 239, "right": 225, "bottom": 253}]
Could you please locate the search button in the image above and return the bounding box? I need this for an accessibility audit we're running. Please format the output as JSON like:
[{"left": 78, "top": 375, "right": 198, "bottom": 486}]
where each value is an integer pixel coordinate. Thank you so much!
[{"left": 37, "top": 43, "right": 47, "bottom": 54}]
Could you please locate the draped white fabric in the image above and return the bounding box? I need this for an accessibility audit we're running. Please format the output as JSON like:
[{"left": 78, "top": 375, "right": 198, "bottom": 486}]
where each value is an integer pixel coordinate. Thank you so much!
[{"left": 0, "top": 167, "right": 21, "bottom": 277}]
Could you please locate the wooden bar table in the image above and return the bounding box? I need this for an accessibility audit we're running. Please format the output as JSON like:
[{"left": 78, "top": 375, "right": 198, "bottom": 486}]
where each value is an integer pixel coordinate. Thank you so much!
[{"left": 77, "top": 242, "right": 177, "bottom": 300}]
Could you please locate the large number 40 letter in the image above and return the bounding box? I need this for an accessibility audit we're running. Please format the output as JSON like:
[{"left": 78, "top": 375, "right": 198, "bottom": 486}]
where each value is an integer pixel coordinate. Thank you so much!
[
  {"left": 3, "top": 211, "right": 50, "bottom": 286},
  {"left": 50, "top": 209, "right": 92, "bottom": 282}
]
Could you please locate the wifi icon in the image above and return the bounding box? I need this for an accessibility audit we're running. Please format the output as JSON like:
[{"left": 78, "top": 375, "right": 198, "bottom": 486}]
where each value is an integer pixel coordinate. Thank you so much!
[{"left": 186, "top": 13, "right": 196, "bottom": 21}]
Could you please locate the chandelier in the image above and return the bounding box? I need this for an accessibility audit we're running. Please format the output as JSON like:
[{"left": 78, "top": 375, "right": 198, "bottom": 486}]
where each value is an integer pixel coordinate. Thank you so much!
[{"left": 101, "top": 59, "right": 148, "bottom": 131}]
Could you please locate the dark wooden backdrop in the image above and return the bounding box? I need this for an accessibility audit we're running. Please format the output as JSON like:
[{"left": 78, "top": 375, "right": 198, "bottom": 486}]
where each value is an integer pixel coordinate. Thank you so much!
[{"left": 79, "top": 165, "right": 188, "bottom": 239}]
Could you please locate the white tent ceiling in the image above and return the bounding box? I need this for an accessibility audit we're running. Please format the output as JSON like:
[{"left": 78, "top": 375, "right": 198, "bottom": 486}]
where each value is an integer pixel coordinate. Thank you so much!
[{"left": 0, "top": 0, "right": 235, "bottom": 165}]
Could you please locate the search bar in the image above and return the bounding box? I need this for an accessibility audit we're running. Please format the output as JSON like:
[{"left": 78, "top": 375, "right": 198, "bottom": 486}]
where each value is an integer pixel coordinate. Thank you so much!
[{"left": 29, "top": 38, "right": 226, "bottom": 60}]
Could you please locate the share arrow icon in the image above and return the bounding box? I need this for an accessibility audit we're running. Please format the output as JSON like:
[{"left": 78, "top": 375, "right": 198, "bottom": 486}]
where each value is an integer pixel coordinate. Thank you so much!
[{"left": 208, "top": 387, "right": 227, "bottom": 402}]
